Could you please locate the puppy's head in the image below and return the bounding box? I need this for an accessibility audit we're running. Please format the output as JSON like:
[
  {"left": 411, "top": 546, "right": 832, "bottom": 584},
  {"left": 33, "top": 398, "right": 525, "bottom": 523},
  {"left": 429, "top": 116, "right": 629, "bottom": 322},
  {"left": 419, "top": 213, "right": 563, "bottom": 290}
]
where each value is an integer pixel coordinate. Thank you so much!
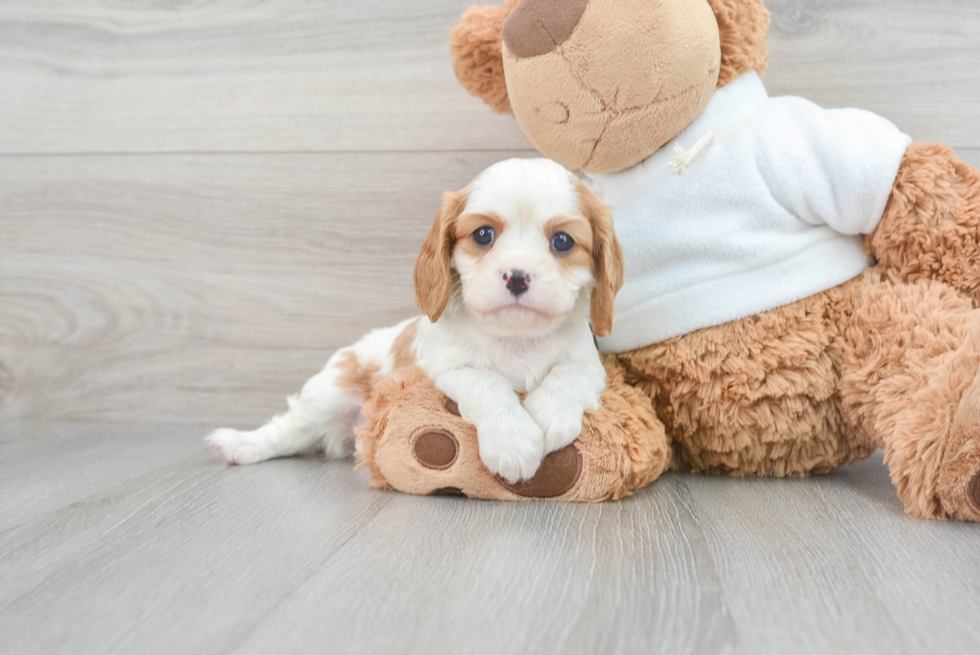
[{"left": 414, "top": 158, "right": 623, "bottom": 337}]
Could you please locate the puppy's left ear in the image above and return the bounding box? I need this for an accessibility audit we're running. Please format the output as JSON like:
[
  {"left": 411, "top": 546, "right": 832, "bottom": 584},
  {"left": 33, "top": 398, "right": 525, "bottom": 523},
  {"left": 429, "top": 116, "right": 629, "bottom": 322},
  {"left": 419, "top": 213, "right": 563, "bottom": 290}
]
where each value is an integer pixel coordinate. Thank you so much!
[
  {"left": 414, "top": 190, "right": 467, "bottom": 322},
  {"left": 578, "top": 183, "right": 624, "bottom": 338}
]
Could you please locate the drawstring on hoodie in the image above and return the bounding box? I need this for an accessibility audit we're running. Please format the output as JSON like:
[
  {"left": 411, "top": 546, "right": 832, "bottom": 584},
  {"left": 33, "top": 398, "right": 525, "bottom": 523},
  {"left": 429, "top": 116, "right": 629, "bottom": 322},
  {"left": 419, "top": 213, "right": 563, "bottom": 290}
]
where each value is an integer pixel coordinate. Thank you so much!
[{"left": 669, "top": 130, "right": 715, "bottom": 175}]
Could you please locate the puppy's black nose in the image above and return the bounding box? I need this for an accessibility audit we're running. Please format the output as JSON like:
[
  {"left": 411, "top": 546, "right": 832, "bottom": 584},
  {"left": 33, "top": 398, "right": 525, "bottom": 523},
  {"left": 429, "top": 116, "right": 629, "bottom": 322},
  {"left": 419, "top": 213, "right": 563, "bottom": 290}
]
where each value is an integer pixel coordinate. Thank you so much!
[{"left": 505, "top": 270, "right": 530, "bottom": 297}]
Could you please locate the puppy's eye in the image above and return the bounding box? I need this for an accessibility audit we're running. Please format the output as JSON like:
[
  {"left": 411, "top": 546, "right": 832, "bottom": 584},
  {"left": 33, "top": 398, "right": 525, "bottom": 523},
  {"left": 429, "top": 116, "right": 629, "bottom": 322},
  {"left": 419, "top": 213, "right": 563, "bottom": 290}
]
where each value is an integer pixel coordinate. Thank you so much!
[
  {"left": 551, "top": 232, "right": 574, "bottom": 253},
  {"left": 473, "top": 226, "right": 495, "bottom": 246}
]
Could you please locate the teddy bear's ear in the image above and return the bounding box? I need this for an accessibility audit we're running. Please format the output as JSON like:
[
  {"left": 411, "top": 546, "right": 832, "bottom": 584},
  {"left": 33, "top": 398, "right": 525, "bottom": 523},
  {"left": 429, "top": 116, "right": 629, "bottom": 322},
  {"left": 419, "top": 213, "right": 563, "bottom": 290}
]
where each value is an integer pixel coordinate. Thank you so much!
[
  {"left": 449, "top": 1, "right": 519, "bottom": 114},
  {"left": 707, "top": 0, "right": 772, "bottom": 87}
]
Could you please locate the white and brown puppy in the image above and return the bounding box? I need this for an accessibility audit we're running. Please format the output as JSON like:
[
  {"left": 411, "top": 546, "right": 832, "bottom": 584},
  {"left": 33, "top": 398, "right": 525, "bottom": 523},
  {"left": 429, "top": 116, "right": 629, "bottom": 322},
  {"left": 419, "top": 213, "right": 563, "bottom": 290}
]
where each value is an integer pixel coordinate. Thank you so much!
[{"left": 206, "top": 158, "right": 624, "bottom": 482}]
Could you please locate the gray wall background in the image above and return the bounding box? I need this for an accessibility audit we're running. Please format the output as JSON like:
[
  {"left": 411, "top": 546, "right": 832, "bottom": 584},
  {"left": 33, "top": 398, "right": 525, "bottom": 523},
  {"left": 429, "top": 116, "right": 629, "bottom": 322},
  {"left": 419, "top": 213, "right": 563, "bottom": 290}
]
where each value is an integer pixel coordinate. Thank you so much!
[{"left": 2, "top": 0, "right": 979, "bottom": 426}]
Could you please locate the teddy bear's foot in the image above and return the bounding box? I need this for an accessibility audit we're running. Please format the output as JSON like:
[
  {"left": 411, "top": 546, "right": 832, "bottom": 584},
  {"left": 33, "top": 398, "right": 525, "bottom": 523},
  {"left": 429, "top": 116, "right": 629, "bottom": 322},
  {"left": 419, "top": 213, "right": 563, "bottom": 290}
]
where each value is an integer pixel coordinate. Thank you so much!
[
  {"left": 364, "top": 384, "right": 590, "bottom": 501},
  {"left": 356, "top": 361, "right": 671, "bottom": 502},
  {"left": 408, "top": 411, "right": 584, "bottom": 500},
  {"left": 420, "top": 442, "right": 585, "bottom": 500},
  {"left": 496, "top": 443, "right": 584, "bottom": 499},
  {"left": 936, "top": 373, "right": 980, "bottom": 521}
]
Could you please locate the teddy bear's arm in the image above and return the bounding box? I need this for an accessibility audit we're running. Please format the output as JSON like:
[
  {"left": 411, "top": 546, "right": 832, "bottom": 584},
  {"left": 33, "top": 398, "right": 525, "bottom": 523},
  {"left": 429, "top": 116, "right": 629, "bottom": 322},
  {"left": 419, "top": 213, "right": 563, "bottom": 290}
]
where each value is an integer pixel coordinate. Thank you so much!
[
  {"left": 748, "top": 98, "right": 911, "bottom": 236},
  {"left": 866, "top": 142, "right": 980, "bottom": 301},
  {"left": 434, "top": 367, "right": 545, "bottom": 483}
]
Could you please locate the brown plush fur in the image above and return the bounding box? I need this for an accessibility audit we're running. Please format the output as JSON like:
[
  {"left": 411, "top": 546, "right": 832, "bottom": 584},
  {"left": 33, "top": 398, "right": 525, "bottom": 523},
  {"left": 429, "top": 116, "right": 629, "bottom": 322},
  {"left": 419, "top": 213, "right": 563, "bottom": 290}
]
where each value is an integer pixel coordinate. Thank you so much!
[
  {"left": 617, "top": 272, "right": 874, "bottom": 479},
  {"left": 449, "top": 0, "right": 519, "bottom": 114},
  {"left": 706, "top": 0, "right": 771, "bottom": 86},
  {"left": 867, "top": 142, "right": 980, "bottom": 302},
  {"left": 839, "top": 271, "right": 980, "bottom": 520},
  {"left": 614, "top": 268, "right": 980, "bottom": 520},
  {"left": 942, "top": 375, "right": 980, "bottom": 519}
]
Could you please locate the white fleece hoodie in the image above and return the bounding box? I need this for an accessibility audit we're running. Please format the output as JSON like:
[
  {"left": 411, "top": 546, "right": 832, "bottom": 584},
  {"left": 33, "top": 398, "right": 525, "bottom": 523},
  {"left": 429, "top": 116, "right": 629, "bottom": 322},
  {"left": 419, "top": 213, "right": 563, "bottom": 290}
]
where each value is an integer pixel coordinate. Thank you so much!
[{"left": 583, "top": 71, "right": 912, "bottom": 353}]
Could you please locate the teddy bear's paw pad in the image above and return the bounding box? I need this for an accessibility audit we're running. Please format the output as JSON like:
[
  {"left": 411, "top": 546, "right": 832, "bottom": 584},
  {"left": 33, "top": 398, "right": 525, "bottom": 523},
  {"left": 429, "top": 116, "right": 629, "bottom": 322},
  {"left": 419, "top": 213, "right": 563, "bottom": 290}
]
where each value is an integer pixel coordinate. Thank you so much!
[
  {"left": 431, "top": 487, "right": 467, "bottom": 498},
  {"left": 412, "top": 429, "right": 459, "bottom": 470},
  {"left": 969, "top": 471, "right": 980, "bottom": 512},
  {"left": 497, "top": 443, "right": 583, "bottom": 498}
]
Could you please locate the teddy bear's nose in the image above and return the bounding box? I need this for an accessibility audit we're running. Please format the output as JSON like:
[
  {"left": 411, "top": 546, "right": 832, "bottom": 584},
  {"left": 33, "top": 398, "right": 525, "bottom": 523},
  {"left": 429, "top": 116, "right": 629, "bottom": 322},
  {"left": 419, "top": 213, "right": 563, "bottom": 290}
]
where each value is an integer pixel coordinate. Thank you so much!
[{"left": 502, "top": 0, "right": 589, "bottom": 58}]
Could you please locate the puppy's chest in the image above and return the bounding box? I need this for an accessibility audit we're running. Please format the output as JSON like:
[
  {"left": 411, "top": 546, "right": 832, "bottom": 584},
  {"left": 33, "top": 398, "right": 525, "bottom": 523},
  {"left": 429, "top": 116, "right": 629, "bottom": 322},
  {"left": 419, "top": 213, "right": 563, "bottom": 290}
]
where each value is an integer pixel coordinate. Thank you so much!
[
  {"left": 415, "top": 321, "right": 575, "bottom": 392},
  {"left": 468, "top": 343, "right": 560, "bottom": 392}
]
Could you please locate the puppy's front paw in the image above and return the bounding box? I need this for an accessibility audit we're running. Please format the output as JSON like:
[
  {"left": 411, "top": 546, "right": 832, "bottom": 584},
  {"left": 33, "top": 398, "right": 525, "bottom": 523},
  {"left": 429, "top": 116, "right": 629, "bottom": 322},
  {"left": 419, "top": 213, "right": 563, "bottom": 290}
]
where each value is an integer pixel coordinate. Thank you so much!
[
  {"left": 205, "top": 428, "right": 268, "bottom": 466},
  {"left": 477, "top": 408, "right": 545, "bottom": 484},
  {"left": 523, "top": 388, "right": 586, "bottom": 454}
]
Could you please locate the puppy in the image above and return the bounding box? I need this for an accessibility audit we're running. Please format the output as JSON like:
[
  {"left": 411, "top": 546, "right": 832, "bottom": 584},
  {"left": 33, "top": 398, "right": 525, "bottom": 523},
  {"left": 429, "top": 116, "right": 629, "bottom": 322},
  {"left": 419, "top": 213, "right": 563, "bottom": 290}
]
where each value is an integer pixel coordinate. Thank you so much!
[{"left": 206, "top": 158, "right": 624, "bottom": 482}]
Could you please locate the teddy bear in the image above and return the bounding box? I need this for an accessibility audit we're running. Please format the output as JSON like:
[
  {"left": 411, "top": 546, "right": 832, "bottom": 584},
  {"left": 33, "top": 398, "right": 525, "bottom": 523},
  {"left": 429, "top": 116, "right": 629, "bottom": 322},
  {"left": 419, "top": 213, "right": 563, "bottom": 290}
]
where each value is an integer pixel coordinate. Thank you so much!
[{"left": 356, "top": 0, "right": 980, "bottom": 521}]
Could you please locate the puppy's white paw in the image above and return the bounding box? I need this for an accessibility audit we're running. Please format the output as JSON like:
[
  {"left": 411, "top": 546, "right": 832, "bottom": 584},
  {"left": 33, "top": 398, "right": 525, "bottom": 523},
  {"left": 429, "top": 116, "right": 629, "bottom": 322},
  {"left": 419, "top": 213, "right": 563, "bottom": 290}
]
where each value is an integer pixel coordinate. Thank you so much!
[
  {"left": 477, "top": 407, "right": 545, "bottom": 484},
  {"left": 523, "top": 388, "right": 586, "bottom": 454},
  {"left": 205, "top": 428, "right": 270, "bottom": 465}
]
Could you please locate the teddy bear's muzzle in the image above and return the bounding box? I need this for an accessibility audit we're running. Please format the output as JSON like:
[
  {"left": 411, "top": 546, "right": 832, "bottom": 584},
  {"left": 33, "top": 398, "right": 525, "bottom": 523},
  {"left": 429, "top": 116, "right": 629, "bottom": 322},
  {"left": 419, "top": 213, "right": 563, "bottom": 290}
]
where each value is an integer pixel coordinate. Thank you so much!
[{"left": 503, "top": 0, "right": 589, "bottom": 58}]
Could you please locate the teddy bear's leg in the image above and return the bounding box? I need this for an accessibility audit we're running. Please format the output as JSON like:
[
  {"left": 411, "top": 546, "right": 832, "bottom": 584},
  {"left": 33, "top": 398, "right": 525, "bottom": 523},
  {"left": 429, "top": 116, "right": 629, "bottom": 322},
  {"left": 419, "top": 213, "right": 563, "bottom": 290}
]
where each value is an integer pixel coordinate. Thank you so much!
[
  {"left": 357, "top": 363, "right": 671, "bottom": 502},
  {"left": 615, "top": 279, "right": 871, "bottom": 480},
  {"left": 866, "top": 142, "right": 980, "bottom": 302},
  {"left": 839, "top": 272, "right": 980, "bottom": 520}
]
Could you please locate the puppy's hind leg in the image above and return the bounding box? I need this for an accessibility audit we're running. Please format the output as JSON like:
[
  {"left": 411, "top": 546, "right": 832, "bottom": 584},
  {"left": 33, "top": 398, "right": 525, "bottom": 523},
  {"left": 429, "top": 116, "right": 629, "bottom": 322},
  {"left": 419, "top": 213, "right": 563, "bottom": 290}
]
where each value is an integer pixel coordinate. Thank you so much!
[{"left": 206, "top": 349, "right": 366, "bottom": 465}]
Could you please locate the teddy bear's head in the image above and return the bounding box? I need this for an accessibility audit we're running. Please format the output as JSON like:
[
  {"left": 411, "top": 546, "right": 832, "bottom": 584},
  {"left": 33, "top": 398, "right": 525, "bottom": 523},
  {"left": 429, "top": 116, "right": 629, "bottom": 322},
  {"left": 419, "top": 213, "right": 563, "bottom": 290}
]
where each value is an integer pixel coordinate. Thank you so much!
[{"left": 450, "top": 0, "right": 770, "bottom": 174}]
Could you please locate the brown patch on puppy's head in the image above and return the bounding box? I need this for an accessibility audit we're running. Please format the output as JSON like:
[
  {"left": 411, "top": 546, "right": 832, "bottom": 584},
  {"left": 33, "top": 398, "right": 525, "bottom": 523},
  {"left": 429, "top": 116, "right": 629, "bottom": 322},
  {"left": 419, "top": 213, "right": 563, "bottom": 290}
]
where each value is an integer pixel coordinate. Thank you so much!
[
  {"left": 452, "top": 212, "right": 506, "bottom": 262},
  {"left": 543, "top": 214, "right": 594, "bottom": 276}
]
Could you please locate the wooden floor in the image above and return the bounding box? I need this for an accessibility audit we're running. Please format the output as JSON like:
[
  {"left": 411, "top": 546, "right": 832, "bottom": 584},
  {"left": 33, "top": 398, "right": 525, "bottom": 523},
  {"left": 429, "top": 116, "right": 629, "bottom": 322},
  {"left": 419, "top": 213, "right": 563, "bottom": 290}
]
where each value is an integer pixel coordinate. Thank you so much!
[
  {"left": 2, "top": 423, "right": 980, "bottom": 655},
  {"left": 2, "top": 1, "right": 980, "bottom": 653}
]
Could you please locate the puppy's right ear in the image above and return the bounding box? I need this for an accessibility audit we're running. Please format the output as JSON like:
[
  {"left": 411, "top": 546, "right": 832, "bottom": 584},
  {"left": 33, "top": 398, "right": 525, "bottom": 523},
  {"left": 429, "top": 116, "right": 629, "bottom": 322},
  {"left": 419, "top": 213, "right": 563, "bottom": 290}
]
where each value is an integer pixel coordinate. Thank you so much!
[
  {"left": 449, "top": 1, "right": 519, "bottom": 114},
  {"left": 414, "top": 191, "right": 467, "bottom": 322}
]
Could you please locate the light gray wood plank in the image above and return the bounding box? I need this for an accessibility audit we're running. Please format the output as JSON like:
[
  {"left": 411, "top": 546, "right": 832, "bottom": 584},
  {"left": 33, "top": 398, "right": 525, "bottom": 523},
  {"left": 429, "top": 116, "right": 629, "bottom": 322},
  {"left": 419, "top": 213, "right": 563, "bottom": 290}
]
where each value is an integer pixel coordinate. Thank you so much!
[
  {"left": 0, "top": 0, "right": 530, "bottom": 154},
  {"left": 233, "top": 476, "right": 738, "bottom": 655},
  {"left": 1, "top": 0, "right": 978, "bottom": 155},
  {"left": 1, "top": 422, "right": 978, "bottom": 655},
  {"left": 956, "top": 147, "right": 980, "bottom": 170},
  {"left": 765, "top": 0, "right": 980, "bottom": 147},
  {"left": 683, "top": 461, "right": 980, "bottom": 653},
  {"left": 0, "top": 421, "right": 207, "bottom": 530},
  {"left": 225, "top": 454, "right": 980, "bottom": 655},
  {"left": 0, "top": 433, "right": 388, "bottom": 655},
  {"left": 0, "top": 150, "right": 533, "bottom": 425}
]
